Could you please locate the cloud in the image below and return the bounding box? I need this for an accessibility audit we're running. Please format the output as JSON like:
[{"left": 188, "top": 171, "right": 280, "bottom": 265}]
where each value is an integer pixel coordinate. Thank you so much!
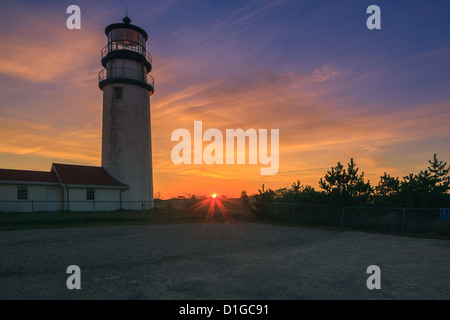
[
  {"left": 0, "top": 4, "right": 102, "bottom": 83},
  {"left": 0, "top": 116, "right": 101, "bottom": 164},
  {"left": 149, "top": 61, "right": 450, "bottom": 196},
  {"left": 1, "top": 1, "right": 449, "bottom": 198}
]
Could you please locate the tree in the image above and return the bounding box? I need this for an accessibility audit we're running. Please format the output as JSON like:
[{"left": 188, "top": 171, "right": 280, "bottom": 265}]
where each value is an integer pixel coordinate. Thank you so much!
[
  {"left": 375, "top": 172, "right": 400, "bottom": 197},
  {"left": 240, "top": 190, "right": 250, "bottom": 202},
  {"left": 346, "top": 158, "right": 373, "bottom": 200},
  {"left": 249, "top": 154, "right": 449, "bottom": 211},
  {"left": 428, "top": 154, "right": 450, "bottom": 193},
  {"left": 319, "top": 161, "right": 346, "bottom": 194},
  {"left": 400, "top": 172, "right": 434, "bottom": 206},
  {"left": 319, "top": 158, "right": 373, "bottom": 205},
  {"left": 291, "top": 180, "right": 301, "bottom": 193},
  {"left": 398, "top": 155, "right": 450, "bottom": 206},
  {"left": 240, "top": 190, "right": 250, "bottom": 212}
]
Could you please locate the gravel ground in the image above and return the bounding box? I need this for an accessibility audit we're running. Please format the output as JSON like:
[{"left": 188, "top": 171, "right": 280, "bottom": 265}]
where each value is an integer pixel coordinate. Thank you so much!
[{"left": 0, "top": 222, "right": 448, "bottom": 300}]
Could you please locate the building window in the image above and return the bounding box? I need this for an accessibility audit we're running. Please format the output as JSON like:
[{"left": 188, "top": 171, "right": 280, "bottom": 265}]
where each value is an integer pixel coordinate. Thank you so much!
[
  {"left": 114, "top": 87, "right": 123, "bottom": 100},
  {"left": 87, "top": 188, "right": 95, "bottom": 201},
  {"left": 17, "top": 186, "right": 28, "bottom": 200}
]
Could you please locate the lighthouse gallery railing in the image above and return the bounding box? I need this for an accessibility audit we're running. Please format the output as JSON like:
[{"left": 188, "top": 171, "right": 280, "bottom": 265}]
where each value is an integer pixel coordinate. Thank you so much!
[
  {"left": 98, "top": 67, "right": 154, "bottom": 87},
  {"left": 101, "top": 42, "right": 152, "bottom": 65}
]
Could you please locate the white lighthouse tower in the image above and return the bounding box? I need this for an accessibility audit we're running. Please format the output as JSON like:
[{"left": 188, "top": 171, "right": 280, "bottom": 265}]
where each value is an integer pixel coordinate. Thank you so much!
[{"left": 99, "top": 16, "right": 154, "bottom": 210}]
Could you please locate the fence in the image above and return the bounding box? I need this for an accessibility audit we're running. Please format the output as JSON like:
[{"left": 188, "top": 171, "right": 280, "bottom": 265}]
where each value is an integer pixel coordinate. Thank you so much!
[
  {"left": 163, "top": 198, "right": 250, "bottom": 220},
  {"left": 0, "top": 198, "right": 247, "bottom": 227},
  {"left": 0, "top": 198, "right": 245, "bottom": 215},
  {"left": 1, "top": 198, "right": 448, "bottom": 237},
  {"left": 0, "top": 200, "right": 154, "bottom": 213},
  {"left": 253, "top": 202, "right": 450, "bottom": 236}
]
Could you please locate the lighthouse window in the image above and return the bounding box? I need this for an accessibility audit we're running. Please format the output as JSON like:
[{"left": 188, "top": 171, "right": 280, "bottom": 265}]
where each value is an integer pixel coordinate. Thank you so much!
[
  {"left": 17, "top": 186, "right": 28, "bottom": 200},
  {"left": 86, "top": 188, "right": 95, "bottom": 201},
  {"left": 114, "top": 87, "right": 123, "bottom": 100},
  {"left": 109, "top": 29, "right": 116, "bottom": 42},
  {"left": 132, "top": 30, "right": 139, "bottom": 44},
  {"left": 125, "top": 29, "right": 132, "bottom": 41}
]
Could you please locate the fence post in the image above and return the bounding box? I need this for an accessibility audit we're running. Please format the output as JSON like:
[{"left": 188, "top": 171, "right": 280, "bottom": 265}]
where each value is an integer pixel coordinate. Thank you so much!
[
  {"left": 340, "top": 207, "right": 346, "bottom": 229},
  {"left": 167, "top": 202, "right": 171, "bottom": 220},
  {"left": 141, "top": 199, "right": 145, "bottom": 220},
  {"left": 32, "top": 201, "right": 35, "bottom": 222},
  {"left": 401, "top": 208, "right": 406, "bottom": 233},
  {"left": 292, "top": 203, "right": 296, "bottom": 222}
]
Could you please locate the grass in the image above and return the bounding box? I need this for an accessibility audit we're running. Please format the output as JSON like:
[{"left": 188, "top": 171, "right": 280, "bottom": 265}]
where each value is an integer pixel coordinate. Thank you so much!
[
  {"left": 0, "top": 201, "right": 258, "bottom": 231},
  {"left": 1, "top": 201, "right": 448, "bottom": 240},
  {"left": 0, "top": 205, "right": 193, "bottom": 231}
]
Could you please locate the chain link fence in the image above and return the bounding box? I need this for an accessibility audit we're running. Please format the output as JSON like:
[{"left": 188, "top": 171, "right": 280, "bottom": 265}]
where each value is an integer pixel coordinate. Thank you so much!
[
  {"left": 163, "top": 198, "right": 250, "bottom": 220},
  {"left": 252, "top": 202, "right": 450, "bottom": 236},
  {"left": 0, "top": 199, "right": 243, "bottom": 225},
  {"left": 0, "top": 200, "right": 154, "bottom": 212},
  {"left": 0, "top": 200, "right": 155, "bottom": 224},
  {"left": 1, "top": 199, "right": 448, "bottom": 237}
]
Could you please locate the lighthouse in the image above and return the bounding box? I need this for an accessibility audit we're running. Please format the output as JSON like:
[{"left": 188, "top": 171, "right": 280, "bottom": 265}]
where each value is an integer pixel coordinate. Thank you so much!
[{"left": 99, "top": 16, "right": 154, "bottom": 210}]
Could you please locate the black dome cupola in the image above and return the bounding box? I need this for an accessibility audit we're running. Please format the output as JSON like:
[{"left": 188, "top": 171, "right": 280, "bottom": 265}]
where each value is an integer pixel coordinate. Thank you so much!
[{"left": 123, "top": 15, "right": 131, "bottom": 24}]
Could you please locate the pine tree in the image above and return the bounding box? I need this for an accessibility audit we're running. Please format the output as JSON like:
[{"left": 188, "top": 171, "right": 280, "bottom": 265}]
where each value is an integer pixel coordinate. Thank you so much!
[
  {"left": 427, "top": 154, "right": 450, "bottom": 193},
  {"left": 319, "top": 158, "right": 372, "bottom": 205},
  {"left": 240, "top": 190, "right": 250, "bottom": 202},
  {"left": 375, "top": 172, "right": 400, "bottom": 197},
  {"left": 319, "top": 161, "right": 346, "bottom": 194},
  {"left": 291, "top": 180, "right": 302, "bottom": 193}
]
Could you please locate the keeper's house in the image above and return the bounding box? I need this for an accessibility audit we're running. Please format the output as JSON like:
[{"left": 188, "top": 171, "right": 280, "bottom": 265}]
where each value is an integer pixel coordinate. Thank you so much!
[{"left": 0, "top": 163, "right": 127, "bottom": 212}]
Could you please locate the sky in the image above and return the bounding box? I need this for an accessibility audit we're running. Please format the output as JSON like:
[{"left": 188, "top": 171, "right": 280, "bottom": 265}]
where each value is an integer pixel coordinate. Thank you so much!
[{"left": 0, "top": 0, "right": 449, "bottom": 198}]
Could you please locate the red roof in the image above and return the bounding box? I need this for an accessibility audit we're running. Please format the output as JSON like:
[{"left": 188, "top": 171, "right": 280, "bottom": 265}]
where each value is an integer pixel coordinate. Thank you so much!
[
  {"left": 0, "top": 164, "right": 127, "bottom": 188},
  {"left": 52, "top": 163, "right": 127, "bottom": 187},
  {"left": 0, "top": 168, "right": 59, "bottom": 184}
]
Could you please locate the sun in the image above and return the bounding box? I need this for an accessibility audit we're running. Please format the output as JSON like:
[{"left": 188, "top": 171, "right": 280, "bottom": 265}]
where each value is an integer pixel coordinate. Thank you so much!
[{"left": 188, "top": 192, "right": 230, "bottom": 222}]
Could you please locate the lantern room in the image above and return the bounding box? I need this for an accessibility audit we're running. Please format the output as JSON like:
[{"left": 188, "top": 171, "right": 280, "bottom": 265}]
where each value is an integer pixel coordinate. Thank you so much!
[{"left": 99, "top": 16, "right": 154, "bottom": 95}]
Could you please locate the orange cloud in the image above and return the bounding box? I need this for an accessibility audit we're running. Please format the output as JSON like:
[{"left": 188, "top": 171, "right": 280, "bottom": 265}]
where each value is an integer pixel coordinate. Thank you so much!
[
  {"left": 0, "top": 116, "right": 101, "bottom": 164},
  {"left": 1, "top": 4, "right": 449, "bottom": 199},
  {"left": 0, "top": 3, "right": 103, "bottom": 84},
  {"left": 149, "top": 66, "right": 450, "bottom": 197}
]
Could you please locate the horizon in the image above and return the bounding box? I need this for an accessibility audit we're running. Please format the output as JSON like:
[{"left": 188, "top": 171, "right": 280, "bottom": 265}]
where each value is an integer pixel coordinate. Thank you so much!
[{"left": 0, "top": 0, "right": 449, "bottom": 199}]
